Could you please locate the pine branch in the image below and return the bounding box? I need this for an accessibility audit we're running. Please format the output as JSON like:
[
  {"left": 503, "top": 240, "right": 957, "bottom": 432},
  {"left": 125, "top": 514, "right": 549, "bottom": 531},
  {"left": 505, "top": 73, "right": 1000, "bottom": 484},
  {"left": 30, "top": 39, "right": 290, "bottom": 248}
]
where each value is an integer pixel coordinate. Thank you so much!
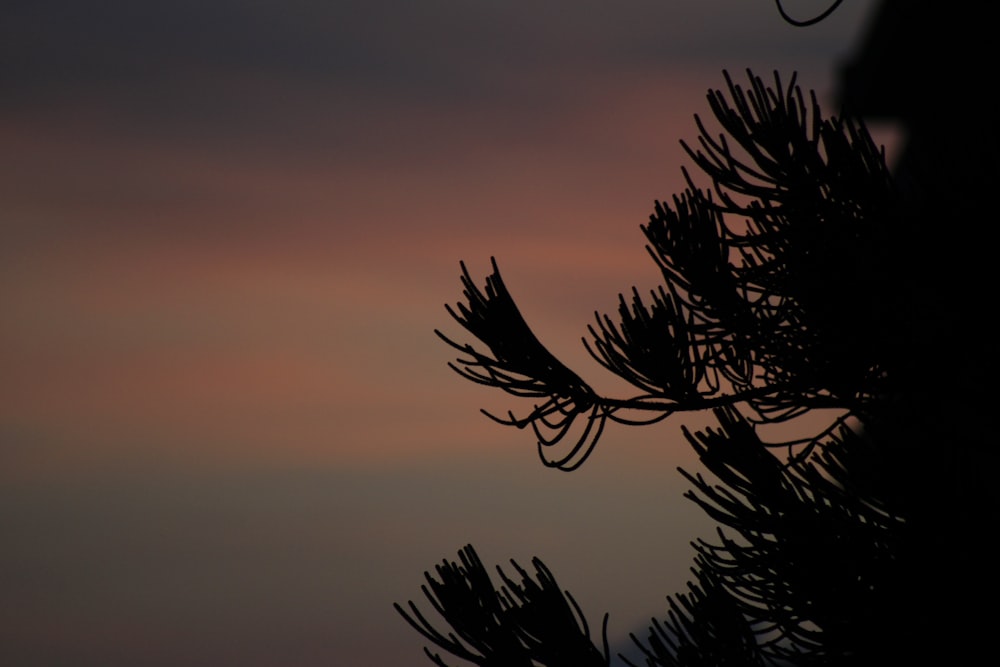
[
  {"left": 395, "top": 545, "right": 609, "bottom": 667},
  {"left": 436, "top": 70, "right": 895, "bottom": 469},
  {"left": 675, "top": 407, "right": 904, "bottom": 662},
  {"left": 624, "top": 569, "right": 766, "bottom": 667}
]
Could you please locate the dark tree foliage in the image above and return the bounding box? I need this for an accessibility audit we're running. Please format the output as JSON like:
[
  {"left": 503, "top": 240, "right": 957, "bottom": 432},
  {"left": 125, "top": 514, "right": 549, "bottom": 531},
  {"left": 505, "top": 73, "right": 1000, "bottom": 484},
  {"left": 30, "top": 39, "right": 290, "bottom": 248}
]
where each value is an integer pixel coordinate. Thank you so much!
[
  {"left": 435, "top": 70, "right": 895, "bottom": 472},
  {"left": 394, "top": 546, "right": 609, "bottom": 667},
  {"left": 397, "top": 66, "right": 997, "bottom": 666}
]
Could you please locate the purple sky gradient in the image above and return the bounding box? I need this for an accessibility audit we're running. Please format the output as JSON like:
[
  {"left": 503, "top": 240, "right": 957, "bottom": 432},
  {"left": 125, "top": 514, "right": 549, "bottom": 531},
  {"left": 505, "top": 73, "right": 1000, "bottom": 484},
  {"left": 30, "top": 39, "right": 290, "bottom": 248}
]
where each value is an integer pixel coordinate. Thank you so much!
[{"left": 1, "top": 2, "right": 879, "bottom": 664}]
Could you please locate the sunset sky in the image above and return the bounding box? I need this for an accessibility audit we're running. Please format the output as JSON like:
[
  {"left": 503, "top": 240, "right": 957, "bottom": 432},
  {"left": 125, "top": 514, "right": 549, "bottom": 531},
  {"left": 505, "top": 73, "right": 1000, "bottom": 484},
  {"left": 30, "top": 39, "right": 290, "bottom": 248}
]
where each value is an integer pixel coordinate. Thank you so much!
[{"left": 1, "top": 2, "right": 879, "bottom": 665}]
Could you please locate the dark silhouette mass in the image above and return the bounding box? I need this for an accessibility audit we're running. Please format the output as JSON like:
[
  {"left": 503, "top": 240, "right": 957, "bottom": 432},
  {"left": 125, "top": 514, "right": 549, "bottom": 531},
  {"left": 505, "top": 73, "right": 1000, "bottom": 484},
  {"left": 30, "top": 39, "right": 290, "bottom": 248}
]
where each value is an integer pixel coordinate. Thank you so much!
[{"left": 397, "top": 3, "right": 999, "bottom": 665}]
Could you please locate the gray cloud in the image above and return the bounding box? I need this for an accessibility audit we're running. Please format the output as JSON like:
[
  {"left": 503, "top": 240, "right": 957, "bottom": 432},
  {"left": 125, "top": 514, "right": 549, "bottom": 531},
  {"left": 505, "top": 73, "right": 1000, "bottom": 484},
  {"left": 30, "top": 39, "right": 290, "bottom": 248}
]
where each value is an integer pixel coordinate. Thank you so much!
[
  {"left": 2, "top": 1, "right": 867, "bottom": 100},
  {"left": 0, "top": 0, "right": 872, "bottom": 161}
]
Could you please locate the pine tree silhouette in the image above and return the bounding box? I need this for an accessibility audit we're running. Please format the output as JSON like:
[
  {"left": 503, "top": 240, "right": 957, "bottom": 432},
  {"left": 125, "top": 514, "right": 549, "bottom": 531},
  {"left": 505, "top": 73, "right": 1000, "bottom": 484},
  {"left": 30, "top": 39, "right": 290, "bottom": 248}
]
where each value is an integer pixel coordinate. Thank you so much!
[{"left": 396, "top": 36, "right": 999, "bottom": 664}]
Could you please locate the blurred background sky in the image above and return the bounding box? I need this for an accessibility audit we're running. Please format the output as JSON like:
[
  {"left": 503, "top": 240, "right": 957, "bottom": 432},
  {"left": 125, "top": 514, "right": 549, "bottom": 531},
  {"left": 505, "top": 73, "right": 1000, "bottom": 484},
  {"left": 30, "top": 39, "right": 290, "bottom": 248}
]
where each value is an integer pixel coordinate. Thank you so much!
[{"left": 1, "top": 2, "right": 880, "bottom": 665}]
